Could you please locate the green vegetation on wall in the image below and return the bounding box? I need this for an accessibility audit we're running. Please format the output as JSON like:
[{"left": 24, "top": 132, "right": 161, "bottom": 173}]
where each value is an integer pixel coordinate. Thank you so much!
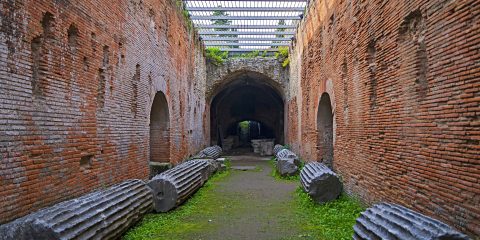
[
  {"left": 275, "top": 46, "right": 290, "bottom": 68},
  {"left": 294, "top": 188, "right": 365, "bottom": 239},
  {"left": 205, "top": 47, "right": 229, "bottom": 66},
  {"left": 205, "top": 46, "right": 290, "bottom": 66}
]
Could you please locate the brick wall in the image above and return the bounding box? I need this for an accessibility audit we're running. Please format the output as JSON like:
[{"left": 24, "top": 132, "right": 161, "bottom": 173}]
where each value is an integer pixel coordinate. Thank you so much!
[
  {"left": 288, "top": 0, "right": 479, "bottom": 236},
  {"left": 0, "top": 0, "right": 208, "bottom": 224}
]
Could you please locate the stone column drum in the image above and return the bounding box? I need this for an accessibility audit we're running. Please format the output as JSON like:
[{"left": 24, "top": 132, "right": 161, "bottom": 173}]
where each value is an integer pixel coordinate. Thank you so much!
[
  {"left": 275, "top": 148, "right": 301, "bottom": 176},
  {"left": 273, "top": 144, "right": 285, "bottom": 156},
  {"left": 353, "top": 203, "right": 470, "bottom": 240},
  {"left": 192, "top": 145, "right": 222, "bottom": 160},
  {"left": 0, "top": 179, "right": 153, "bottom": 240},
  {"left": 147, "top": 160, "right": 215, "bottom": 212},
  {"left": 300, "top": 162, "right": 342, "bottom": 203},
  {"left": 277, "top": 149, "right": 301, "bottom": 166}
]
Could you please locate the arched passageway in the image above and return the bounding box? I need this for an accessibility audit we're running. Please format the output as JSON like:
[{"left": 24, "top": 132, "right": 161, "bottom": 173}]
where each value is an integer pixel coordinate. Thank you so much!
[
  {"left": 317, "top": 92, "right": 333, "bottom": 167},
  {"left": 210, "top": 71, "right": 284, "bottom": 152},
  {"left": 150, "top": 91, "right": 170, "bottom": 162}
]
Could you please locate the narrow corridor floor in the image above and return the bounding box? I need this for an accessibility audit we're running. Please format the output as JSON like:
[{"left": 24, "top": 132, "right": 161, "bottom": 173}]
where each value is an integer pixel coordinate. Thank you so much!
[{"left": 190, "top": 155, "right": 299, "bottom": 240}]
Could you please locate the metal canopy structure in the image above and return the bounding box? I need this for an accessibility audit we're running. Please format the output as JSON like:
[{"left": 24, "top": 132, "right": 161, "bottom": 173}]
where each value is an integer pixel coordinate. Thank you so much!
[{"left": 184, "top": 0, "right": 306, "bottom": 53}]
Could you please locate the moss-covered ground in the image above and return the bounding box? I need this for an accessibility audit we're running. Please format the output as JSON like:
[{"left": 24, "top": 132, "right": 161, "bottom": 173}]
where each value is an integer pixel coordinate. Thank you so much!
[{"left": 123, "top": 157, "right": 365, "bottom": 240}]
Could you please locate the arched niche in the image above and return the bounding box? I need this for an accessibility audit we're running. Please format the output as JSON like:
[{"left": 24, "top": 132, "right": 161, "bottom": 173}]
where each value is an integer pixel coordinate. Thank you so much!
[
  {"left": 317, "top": 92, "right": 334, "bottom": 168},
  {"left": 150, "top": 91, "right": 170, "bottom": 163}
]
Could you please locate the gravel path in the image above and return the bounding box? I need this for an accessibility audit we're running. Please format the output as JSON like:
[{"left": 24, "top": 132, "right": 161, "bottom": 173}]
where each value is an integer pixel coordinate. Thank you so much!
[{"left": 188, "top": 154, "right": 300, "bottom": 240}]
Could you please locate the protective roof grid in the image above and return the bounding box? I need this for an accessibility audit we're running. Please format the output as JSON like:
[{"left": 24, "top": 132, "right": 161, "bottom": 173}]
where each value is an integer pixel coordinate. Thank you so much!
[{"left": 184, "top": 0, "right": 307, "bottom": 52}]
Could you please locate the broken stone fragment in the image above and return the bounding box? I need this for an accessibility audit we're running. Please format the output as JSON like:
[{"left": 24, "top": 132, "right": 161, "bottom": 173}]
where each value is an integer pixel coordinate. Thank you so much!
[
  {"left": 0, "top": 179, "right": 152, "bottom": 240},
  {"left": 300, "top": 162, "right": 342, "bottom": 203},
  {"left": 276, "top": 149, "right": 301, "bottom": 166},
  {"left": 353, "top": 203, "right": 470, "bottom": 240},
  {"left": 276, "top": 157, "right": 299, "bottom": 176},
  {"left": 251, "top": 139, "right": 263, "bottom": 153},
  {"left": 259, "top": 139, "right": 275, "bottom": 156}
]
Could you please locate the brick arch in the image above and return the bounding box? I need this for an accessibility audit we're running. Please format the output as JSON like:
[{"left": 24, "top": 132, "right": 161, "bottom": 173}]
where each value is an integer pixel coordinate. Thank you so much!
[
  {"left": 206, "top": 58, "right": 289, "bottom": 102},
  {"left": 149, "top": 91, "right": 170, "bottom": 163},
  {"left": 207, "top": 70, "right": 286, "bottom": 104}
]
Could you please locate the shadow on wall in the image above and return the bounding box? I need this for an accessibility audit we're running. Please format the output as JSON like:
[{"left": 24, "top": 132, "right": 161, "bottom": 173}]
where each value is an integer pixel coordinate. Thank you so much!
[{"left": 150, "top": 91, "right": 170, "bottom": 163}]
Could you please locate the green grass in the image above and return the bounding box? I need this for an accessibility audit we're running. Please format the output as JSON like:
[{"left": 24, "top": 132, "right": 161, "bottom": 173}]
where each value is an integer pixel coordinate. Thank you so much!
[
  {"left": 293, "top": 187, "right": 365, "bottom": 240},
  {"left": 275, "top": 46, "right": 290, "bottom": 67},
  {"left": 268, "top": 156, "right": 364, "bottom": 239},
  {"left": 123, "top": 167, "right": 231, "bottom": 240}
]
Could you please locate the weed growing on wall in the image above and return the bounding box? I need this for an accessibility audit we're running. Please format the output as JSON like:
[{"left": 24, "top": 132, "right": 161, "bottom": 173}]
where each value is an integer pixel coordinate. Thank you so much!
[
  {"left": 275, "top": 46, "right": 290, "bottom": 67},
  {"left": 230, "top": 50, "right": 270, "bottom": 58},
  {"left": 205, "top": 47, "right": 228, "bottom": 66}
]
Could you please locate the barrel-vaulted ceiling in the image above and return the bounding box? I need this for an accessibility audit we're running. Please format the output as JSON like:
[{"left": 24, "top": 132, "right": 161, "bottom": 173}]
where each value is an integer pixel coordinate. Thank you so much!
[{"left": 183, "top": 0, "right": 307, "bottom": 53}]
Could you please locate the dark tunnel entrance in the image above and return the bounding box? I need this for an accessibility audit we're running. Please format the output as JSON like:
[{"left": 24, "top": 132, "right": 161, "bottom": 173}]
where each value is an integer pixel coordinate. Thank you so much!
[{"left": 210, "top": 71, "right": 284, "bottom": 153}]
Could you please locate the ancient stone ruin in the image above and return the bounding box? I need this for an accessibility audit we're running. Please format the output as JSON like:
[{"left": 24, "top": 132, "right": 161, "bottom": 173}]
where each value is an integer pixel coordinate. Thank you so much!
[
  {"left": 353, "top": 203, "right": 470, "bottom": 240},
  {"left": 148, "top": 159, "right": 220, "bottom": 212},
  {"left": 0, "top": 0, "right": 478, "bottom": 238}
]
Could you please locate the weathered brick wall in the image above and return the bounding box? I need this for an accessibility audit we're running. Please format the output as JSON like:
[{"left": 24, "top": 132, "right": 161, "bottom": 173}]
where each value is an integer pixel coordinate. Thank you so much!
[
  {"left": 0, "top": 0, "right": 208, "bottom": 224},
  {"left": 288, "top": 0, "right": 479, "bottom": 236}
]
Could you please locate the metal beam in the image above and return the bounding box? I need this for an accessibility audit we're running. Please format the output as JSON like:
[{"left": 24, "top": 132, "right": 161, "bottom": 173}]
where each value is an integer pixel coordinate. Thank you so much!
[
  {"left": 199, "top": 31, "right": 295, "bottom": 35},
  {"left": 186, "top": 7, "right": 304, "bottom": 12},
  {"left": 205, "top": 42, "right": 290, "bottom": 47},
  {"left": 202, "top": 37, "right": 292, "bottom": 41},
  {"left": 191, "top": 15, "right": 302, "bottom": 20},
  {"left": 196, "top": 24, "right": 296, "bottom": 29},
  {"left": 216, "top": 48, "right": 281, "bottom": 52}
]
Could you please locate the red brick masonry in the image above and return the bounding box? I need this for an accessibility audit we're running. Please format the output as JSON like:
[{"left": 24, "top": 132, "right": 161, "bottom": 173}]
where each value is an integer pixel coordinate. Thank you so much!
[{"left": 0, "top": 0, "right": 208, "bottom": 224}]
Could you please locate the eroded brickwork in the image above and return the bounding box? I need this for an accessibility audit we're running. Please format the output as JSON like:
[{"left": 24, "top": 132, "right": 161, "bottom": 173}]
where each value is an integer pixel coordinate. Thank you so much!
[
  {"left": 0, "top": 0, "right": 208, "bottom": 224},
  {"left": 288, "top": 0, "right": 479, "bottom": 236},
  {"left": 205, "top": 58, "right": 288, "bottom": 101}
]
